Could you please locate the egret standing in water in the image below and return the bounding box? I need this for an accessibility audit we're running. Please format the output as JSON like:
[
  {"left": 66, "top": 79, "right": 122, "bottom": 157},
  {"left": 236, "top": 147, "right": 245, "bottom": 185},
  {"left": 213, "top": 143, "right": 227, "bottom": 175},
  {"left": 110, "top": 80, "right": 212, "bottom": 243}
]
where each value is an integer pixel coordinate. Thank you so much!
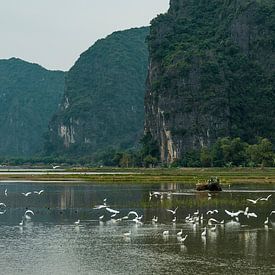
[
  {"left": 201, "top": 227, "right": 207, "bottom": 237},
  {"left": 177, "top": 229, "right": 183, "bottom": 237},
  {"left": 178, "top": 235, "right": 188, "bottom": 243}
]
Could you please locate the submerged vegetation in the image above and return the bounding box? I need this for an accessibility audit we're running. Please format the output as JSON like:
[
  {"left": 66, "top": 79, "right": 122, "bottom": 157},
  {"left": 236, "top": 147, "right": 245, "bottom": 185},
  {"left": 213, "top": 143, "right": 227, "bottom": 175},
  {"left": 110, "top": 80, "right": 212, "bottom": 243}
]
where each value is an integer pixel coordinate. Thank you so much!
[{"left": 0, "top": 167, "right": 274, "bottom": 185}]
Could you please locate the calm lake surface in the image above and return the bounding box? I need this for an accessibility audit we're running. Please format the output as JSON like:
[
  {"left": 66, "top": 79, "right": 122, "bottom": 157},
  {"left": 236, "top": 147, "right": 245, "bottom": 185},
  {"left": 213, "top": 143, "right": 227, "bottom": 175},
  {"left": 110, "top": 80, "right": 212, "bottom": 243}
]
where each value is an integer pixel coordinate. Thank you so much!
[{"left": 0, "top": 181, "right": 274, "bottom": 274}]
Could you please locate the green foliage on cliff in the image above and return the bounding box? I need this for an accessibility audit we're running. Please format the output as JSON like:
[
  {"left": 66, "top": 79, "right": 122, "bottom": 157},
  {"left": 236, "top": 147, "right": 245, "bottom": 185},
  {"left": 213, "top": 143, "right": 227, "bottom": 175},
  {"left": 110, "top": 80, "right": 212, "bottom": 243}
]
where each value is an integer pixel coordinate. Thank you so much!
[
  {"left": 46, "top": 27, "right": 149, "bottom": 157},
  {"left": 146, "top": 0, "right": 275, "bottom": 161},
  {"left": 0, "top": 58, "right": 65, "bottom": 157}
]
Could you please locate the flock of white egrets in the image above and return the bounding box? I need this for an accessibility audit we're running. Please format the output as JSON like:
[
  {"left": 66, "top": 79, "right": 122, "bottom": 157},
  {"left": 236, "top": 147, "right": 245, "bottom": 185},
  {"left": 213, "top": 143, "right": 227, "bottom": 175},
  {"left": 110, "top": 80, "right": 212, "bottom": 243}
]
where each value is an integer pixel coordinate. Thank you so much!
[
  {"left": 1, "top": 187, "right": 274, "bottom": 247},
  {"left": 71, "top": 191, "right": 274, "bottom": 246},
  {"left": 0, "top": 188, "right": 44, "bottom": 225}
]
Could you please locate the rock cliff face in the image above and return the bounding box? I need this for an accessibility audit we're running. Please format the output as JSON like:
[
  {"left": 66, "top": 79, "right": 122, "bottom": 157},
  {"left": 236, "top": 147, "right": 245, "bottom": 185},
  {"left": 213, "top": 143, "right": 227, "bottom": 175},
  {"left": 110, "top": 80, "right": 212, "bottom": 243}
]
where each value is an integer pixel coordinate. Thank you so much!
[
  {"left": 145, "top": 0, "right": 275, "bottom": 163},
  {"left": 46, "top": 27, "right": 149, "bottom": 156},
  {"left": 0, "top": 58, "right": 64, "bottom": 157}
]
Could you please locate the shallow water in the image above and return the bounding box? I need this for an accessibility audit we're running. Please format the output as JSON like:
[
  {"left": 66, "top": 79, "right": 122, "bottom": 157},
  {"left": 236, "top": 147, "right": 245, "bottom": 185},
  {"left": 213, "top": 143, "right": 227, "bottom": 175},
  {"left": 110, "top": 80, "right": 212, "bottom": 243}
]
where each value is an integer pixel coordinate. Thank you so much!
[{"left": 0, "top": 182, "right": 274, "bottom": 274}]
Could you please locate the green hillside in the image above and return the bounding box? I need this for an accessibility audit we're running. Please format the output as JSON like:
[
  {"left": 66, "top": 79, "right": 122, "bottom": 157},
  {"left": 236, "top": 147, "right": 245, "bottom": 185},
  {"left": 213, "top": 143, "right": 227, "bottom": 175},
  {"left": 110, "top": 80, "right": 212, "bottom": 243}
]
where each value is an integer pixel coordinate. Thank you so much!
[{"left": 46, "top": 27, "right": 149, "bottom": 159}]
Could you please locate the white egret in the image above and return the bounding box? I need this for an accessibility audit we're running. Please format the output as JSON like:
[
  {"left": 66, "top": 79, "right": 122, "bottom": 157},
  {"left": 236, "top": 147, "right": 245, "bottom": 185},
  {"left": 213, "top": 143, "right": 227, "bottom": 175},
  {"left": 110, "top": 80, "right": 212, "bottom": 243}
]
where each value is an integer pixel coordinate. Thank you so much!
[
  {"left": 0, "top": 202, "right": 7, "bottom": 207},
  {"left": 172, "top": 217, "right": 177, "bottom": 223},
  {"left": 22, "top": 192, "right": 32, "bottom": 197},
  {"left": 34, "top": 190, "right": 44, "bottom": 195},
  {"left": 194, "top": 210, "right": 199, "bottom": 216},
  {"left": 185, "top": 214, "right": 191, "bottom": 220},
  {"left": 225, "top": 210, "right": 244, "bottom": 218},
  {"left": 264, "top": 217, "right": 269, "bottom": 225},
  {"left": 178, "top": 235, "right": 188, "bottom": 243},
  {"left": 152, "top": 216, "right": 158, "bottom": 223},
  {"left": 19, "top": 220, "right": 24, "bottom": 226},
  {"left": 93, "top": 204, "right": 107, "bottom": 210},
  {"left": 207, "top": 210, "right": 219, "bottom": 215},
  {"left": 163, "top": 230, "right": 169, "bottom": 236},
  {"left": 167, "top": 207, "right": 178, "bottom": 215},
  {"left": 74, "top": 219, "right": 80, "bottom": 225},
  {"left": 52, "top": 165, "right": 60, "bottom": 169},
  {"left": 106, "top": 207, "right": 120, "bottom": 214},
  {"left": 177, "top": 229, "right": 183, "bottom": 236},
  {"left": 247, "top": 212, "right": 257, "bottom": 218},
  {"left": 4, "top": 189, "right": 7, "bottom": 196},
  {"left": 149, "top": 191, "right": 161, "bottom": 199},
  {"left": 201, "top": 227, "right": 207, "bottom": 237},
  {"left": 246, "top": 198, "right": 261, "bottom": 204},
  {"left": 260, "top": 194, "right": 272, "bottom": 201},
  {"left": 127, "top": 211, "right": 139, "bottom": 218},
  {"left": 24, "top": 210, "right": 34, "bottom": 220}
]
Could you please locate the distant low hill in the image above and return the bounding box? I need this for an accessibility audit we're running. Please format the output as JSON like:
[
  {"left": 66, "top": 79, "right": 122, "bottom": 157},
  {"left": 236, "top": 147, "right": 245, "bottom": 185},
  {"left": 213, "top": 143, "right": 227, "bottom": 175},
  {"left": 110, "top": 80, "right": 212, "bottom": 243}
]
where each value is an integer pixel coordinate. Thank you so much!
[
  {"left": 145, "top": 0, "right": 275, "bottom": 163},
  {"left": 0, "top": 58, "right": 65, "bottom": 157},
  {"left": 45, "top": 27, "right": 149, "bottom": 158}
]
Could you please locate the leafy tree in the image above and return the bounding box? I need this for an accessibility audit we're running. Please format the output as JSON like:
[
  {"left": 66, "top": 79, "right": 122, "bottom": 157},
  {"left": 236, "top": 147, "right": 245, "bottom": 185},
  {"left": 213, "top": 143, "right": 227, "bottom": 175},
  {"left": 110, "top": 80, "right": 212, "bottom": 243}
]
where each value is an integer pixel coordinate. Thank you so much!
[
  {"left": 246, "top": 138, "right": 274, "bottom": 167},
  {"left": 143, "top": 155, "right": 158, "bottom": 168},
  {"left": 140, "top": 133, "right": 160, "bottom": 160}
]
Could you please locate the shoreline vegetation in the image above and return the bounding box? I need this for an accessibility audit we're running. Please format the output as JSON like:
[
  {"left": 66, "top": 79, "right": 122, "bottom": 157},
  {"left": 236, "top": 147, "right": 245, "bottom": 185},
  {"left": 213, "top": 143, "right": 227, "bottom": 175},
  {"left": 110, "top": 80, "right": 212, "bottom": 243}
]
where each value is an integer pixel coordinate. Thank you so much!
[{"left": 0, "top": 167, "right": 274, "bottom": 185}]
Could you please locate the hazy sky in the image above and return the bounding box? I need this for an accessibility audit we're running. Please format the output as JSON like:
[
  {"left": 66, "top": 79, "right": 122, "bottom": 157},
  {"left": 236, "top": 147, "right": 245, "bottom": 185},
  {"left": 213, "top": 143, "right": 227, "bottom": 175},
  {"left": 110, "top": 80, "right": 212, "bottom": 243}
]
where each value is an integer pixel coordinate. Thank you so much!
[{"left": 0, "top": 0, "right": 169, "bottom": 71}]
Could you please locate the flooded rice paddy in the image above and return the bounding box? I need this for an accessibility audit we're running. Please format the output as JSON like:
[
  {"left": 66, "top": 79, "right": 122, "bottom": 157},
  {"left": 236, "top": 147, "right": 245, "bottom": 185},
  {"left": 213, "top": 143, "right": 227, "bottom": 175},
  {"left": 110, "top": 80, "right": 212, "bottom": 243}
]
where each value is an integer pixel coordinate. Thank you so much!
[{"left": 0, "top": 181, "right": 274, "bottom": 274}]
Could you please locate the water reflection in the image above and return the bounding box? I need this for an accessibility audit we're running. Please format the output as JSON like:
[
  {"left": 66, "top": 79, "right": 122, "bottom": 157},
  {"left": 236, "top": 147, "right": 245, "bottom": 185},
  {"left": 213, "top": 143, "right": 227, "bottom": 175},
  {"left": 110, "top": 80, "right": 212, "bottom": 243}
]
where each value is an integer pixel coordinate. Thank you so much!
[{"left": 0, "top": 181, "right": 274, "bottom": 274}]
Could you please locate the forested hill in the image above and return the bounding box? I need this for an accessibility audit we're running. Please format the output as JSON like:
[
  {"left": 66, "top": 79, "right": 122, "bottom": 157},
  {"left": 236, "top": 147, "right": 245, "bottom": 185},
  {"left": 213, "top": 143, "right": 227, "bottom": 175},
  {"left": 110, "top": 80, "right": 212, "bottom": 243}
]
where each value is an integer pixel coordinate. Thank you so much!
[
  {"left": 0, "top": 58, "right": 65, "bottom": 157},
  {"left": 145, "top": 0, "right": 275, "bottom": 163},
  {"left": 46, "top": 27, "right": 149, "bottom": 158}
]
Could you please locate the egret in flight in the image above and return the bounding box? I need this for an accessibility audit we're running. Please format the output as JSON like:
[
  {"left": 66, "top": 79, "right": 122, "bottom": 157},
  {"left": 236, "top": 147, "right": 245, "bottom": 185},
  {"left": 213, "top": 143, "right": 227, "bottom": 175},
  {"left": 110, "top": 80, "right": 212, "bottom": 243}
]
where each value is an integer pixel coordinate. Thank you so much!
[
  {"left": 260, "top": 194, "right": 272, "bottom": 201},
  {"left": 22, "top": 192, "right": 32, "bottom": 197},
  {"left": 167, "top": 207, "right": 178, "bottom": 215},
  {"left": 246, "top": 197, "right": 261, "bottom": 204},
  {"left": 34, "top": 190, "right": 44, "bottom": 195}
]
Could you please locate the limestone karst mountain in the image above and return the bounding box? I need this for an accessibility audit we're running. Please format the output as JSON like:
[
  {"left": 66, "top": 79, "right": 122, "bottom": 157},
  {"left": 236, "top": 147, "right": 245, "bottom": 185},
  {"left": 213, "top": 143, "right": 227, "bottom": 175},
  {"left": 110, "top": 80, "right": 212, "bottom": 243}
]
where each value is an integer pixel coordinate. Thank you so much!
[
  {"left": 144, "top": 0, "right": 275, "bottom": 163},
  {"left": 46, "top": 27, "right": 149, "bottom": 158}
]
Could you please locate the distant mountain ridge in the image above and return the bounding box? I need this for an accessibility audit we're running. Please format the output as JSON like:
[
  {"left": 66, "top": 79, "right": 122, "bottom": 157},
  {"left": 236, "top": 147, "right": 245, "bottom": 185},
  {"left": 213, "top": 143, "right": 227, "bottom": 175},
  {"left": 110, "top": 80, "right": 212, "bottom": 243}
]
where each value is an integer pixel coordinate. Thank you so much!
[
  {"left": 0, "top": 58, "right": 65, "bottom": 157},
  {"left": 45, "top": 27, "right": 149, "bottom": 158}
]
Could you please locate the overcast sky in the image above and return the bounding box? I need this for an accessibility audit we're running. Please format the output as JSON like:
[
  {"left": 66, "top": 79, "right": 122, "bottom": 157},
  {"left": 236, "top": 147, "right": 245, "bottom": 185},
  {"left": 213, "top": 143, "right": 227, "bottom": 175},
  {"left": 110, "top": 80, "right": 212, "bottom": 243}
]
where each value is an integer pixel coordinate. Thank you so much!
[{"left": 0, "top": 0, "right": 169, "bottom": 71}]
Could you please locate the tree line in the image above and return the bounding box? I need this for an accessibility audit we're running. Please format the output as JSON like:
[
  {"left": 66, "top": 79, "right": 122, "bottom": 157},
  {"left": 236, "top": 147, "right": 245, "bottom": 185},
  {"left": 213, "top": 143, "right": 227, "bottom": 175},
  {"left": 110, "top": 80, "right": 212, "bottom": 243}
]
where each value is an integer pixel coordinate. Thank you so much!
[{"left": 0, "top": 136, "right": 274, "bottom": 168}]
